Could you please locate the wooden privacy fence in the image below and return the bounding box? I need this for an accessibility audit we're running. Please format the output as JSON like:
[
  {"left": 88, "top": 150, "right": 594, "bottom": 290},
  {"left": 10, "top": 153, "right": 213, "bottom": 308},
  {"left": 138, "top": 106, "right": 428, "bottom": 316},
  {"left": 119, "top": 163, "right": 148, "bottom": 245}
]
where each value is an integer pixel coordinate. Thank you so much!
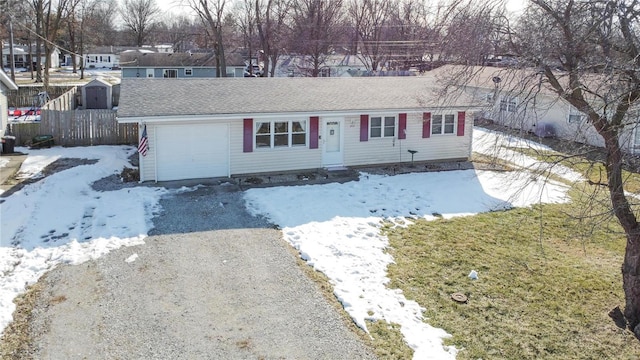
[
  {"left": 41, "top": 86, "right": 79, "bottom": 111},
  {"left": 7, "top": 85, "right": 73, "bottom": 107},
  {"left": 10, "top": 110, "right": 138, "bottom": 147}
]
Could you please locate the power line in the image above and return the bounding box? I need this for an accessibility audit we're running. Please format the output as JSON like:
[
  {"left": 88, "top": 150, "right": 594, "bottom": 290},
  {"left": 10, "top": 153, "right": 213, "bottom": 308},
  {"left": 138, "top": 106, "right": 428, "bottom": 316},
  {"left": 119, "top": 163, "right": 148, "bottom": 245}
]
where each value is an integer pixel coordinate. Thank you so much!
[{"left": 12, "top": 20, "right": 85, "bottom": 59}]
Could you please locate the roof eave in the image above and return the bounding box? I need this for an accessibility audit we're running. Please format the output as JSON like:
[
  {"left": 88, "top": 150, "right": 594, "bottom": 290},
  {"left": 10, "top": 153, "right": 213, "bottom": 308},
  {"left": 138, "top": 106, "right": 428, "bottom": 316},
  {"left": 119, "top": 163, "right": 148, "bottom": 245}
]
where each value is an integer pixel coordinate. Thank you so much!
[
  {"left": 0, "top": 71, "right": 18, "bottom": 90},
  {"left": 117, "top": 105, "right": 482, "bottom": 124}
]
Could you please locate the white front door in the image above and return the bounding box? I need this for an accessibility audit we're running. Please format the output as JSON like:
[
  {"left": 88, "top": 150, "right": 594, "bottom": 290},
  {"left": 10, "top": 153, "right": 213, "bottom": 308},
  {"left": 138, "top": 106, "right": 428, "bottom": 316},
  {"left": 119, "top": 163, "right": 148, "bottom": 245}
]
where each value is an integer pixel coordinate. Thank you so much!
[{"left": 322, "top": 118, "right": 343, "bottom": 166}]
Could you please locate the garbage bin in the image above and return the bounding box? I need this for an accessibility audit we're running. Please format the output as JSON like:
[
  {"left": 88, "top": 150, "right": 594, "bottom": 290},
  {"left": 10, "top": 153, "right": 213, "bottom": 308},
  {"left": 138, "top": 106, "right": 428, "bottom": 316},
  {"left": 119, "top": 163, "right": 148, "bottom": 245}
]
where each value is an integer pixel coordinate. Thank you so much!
[
  {"left": 31, "top": 135, "right": 54, "bottom": 149},
  {"left": 1, "top": 136, "right": 15, "bottom": 154}
]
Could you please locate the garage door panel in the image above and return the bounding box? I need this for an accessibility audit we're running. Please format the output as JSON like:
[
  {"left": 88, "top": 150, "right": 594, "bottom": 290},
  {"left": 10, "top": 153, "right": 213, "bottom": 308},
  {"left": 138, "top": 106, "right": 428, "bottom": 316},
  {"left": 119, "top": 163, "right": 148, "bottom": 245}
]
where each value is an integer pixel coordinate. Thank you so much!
[{"left": 156, "top": 124, "right": 229, "bottom": 181}]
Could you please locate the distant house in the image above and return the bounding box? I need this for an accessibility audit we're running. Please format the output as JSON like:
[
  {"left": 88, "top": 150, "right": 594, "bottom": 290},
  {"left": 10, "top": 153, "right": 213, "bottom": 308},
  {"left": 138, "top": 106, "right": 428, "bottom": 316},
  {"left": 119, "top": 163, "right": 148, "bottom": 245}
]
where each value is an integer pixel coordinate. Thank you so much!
[
  {"left": 1, "top": 45, "right": 61, "bottom": 70},
  {"left": 277, "top": 54, "right": 370, "bottom": 77},
  {"left": 117, "top": 75, "right": 477, "bottom": 182},
  {"left": 119, "top": 52, "right": 246, "bottom": 79},
  {"left": 83, "top": 46, "right": 123, "bottom": 69},
  {"left": 154, "top": 44, "right": 174, "bottom": 54},
  {"left": 0, "top": 71, "right": 19, "bottom": 141}
]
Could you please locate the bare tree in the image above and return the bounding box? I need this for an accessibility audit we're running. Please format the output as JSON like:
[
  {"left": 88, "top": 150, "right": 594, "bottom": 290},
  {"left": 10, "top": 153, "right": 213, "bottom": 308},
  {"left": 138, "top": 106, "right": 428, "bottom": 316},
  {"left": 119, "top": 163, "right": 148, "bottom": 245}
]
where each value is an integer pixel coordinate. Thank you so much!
[
  {"left": 484, "top": 0, "right": 640, "bottom": 338},
  {"left": 348, "top": 0, "right": 393, "bottom": 71},
  {"left": 64, "top": 0, "right": 82, "bottom": 73},
  {"left": 385, "top": 0, "right": 431, "bottom": 71},
  {"left": 120, "top": 0, "right": 161, "bottom": 47},
  {"left": 185, "top": 0, "right": 228, "bottom": 77},
  {"left": 155, "top": 15, "right": 199, "bottom": 52},
  {"left": 255, "top": 0, "right": 292, "bottom": 77},
  {"left": 84, "top": 0, "right": 118, "bottom": 47},
  {"left": 290, "top": 0, "right": 343, "bottom": 77},
  {"left": 39, "top": 0, "right": 70, "bottom": 88},
  {"left": 0, "top": 0, "right": 29, "bottom": 80},
  {"left": 235, "top": 0, "right": 258, "bottom": 75},
  {"left": 30, "top": 0, "right": 46, "bottom": 82}
]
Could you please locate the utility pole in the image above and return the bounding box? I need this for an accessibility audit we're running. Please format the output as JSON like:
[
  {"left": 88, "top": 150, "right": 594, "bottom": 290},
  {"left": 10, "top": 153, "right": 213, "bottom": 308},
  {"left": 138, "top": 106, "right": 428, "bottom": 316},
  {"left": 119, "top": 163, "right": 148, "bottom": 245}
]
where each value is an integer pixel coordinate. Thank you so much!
[{"left": 9, "top": 16, "right": 16, "bottom": 81}]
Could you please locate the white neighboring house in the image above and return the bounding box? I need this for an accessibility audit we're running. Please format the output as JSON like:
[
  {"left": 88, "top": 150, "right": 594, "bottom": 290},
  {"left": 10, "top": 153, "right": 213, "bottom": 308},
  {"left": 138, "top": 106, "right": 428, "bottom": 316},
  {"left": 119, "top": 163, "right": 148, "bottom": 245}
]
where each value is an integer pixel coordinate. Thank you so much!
[
  {"left": 154, "top": 44, "right": 174, "bottom": 54},
  {"left": 84, "top": 46, "right": 121, "bottom": 69},
  {"left": 0, "top": 71, "right": 19, "bottom": 141},
  {"left": 450, "top": 65, "right": 640, "bottom": 153},
  {"left": 1, "top": 45, "right": 61, "bottom": 70},
  {"left": 277, "top": 54, "right": 370, "bottom": 77},
  {"left": 117, "top": 75, "right": 478, "bottom": 183}
]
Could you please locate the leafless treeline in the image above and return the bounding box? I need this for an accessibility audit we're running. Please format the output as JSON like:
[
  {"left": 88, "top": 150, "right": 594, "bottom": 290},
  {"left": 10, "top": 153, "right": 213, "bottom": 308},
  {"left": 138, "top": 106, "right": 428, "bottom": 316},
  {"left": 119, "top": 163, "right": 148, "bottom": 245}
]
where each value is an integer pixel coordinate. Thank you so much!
[{"left": 0, "top": 0, "right": 512, "bottom": 79}]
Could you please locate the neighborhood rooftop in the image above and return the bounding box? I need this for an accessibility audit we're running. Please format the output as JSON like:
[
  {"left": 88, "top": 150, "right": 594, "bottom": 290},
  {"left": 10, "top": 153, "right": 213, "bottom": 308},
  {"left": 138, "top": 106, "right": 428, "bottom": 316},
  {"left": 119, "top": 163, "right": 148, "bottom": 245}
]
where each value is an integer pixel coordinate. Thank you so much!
[
  {"left": 117, "top": 74, "right": 476, "bottom": 119},
  {"left": 119, "top": 52, "right": 245, "bottom": 68}
]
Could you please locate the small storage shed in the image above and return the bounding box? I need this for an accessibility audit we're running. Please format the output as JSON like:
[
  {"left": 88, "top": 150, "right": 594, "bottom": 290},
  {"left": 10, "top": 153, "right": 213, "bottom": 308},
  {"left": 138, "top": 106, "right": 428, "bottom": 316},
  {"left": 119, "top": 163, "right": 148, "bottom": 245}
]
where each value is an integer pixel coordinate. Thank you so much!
[{"left": 82, "top": 78, "right": 112, "bottom": 109}]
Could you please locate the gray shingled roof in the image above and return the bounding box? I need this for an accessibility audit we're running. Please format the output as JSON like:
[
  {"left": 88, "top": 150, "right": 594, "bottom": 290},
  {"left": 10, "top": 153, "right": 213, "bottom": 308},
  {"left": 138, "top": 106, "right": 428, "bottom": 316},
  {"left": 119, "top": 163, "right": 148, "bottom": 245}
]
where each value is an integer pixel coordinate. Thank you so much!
[
  {"left": 117, "top": 75, "right": 474, "bottom": 118},
  {"left": 119, "top": 52, "right": 245, "bottom": 67}
]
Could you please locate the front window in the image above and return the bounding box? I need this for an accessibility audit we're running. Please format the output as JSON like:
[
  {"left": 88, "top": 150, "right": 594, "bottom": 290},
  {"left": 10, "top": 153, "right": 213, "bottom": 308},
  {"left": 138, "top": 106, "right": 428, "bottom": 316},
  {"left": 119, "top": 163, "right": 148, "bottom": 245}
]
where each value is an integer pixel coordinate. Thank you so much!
[
  {"left": 255, "top": 120, "right": 307, "bottom": 148},
  {"left": 432, "top": 114, "right": 456, "bottom": 135},
  {"left": 185, "top": 68, "right": 193, "bottom": 76},
  {"left": 370, "top": 116, "right": 396, "bottom": 138}
]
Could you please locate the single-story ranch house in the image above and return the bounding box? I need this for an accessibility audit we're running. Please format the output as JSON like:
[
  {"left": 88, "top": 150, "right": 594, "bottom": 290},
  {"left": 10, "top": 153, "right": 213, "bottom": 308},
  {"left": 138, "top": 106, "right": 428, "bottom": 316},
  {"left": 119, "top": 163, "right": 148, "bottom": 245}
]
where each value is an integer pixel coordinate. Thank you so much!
[
  {"left": 119, "top": 52, "right": 246, "bottom": 79},
  {"left": 116, "top": 75, "right": 478, "bottom": 182}
]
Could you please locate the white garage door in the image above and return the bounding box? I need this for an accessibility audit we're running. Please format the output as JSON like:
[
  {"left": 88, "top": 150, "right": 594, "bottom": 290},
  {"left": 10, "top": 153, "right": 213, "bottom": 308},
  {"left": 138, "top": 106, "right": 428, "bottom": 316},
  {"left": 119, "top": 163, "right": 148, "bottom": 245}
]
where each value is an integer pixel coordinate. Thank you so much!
[{"left": 156, "top": 124, "right": 229, "bottom": 181}]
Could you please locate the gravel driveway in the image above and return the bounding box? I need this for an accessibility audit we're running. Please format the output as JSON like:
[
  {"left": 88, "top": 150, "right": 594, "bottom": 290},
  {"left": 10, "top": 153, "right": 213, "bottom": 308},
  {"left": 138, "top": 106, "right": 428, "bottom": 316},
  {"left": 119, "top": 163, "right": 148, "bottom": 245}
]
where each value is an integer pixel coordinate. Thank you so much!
[{"left": 22, "top": 183, "right": 376, "bottom": 359}]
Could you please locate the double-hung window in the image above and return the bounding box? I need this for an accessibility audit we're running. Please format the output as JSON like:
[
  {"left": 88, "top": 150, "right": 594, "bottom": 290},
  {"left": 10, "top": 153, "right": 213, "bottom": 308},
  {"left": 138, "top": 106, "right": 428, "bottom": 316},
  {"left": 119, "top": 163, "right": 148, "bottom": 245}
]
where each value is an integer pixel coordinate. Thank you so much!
[
  {"left": 500, "top": 96, "right": 517, "bottom": 112},
  {"left": 255, "top": 120, "right": 307, "bottom": 148},
  {"left": 370, "top": 116, "right": 396, "bottom": 138},
  {"left": 568, "top": 107, "right": 585, "bottom": 123},
  {"left": 431, "top": 114, "right": 455, "bottom": 135}
]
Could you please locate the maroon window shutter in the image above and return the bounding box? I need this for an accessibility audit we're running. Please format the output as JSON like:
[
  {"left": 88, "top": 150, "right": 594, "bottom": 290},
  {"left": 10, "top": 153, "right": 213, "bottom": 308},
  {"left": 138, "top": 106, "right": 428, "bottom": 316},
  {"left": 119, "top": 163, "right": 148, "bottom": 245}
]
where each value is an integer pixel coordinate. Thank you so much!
[
  {"left": 360, "top": 114, "right": 369, "bottom": 141},
  {"left": 422, "top": 112, "right": 431, "bottom": 138},
  {"left": 457, "top": 111, "right": 466, "bottom": 136},
  {"left": 243, "top": 118, "right": 253, "bottom": 153},
  {"left": 398, "top": 113, "right": 407, "bottom": 139},
  {"left": 309, "top": 116, "right": 319, "bottom": 149}
]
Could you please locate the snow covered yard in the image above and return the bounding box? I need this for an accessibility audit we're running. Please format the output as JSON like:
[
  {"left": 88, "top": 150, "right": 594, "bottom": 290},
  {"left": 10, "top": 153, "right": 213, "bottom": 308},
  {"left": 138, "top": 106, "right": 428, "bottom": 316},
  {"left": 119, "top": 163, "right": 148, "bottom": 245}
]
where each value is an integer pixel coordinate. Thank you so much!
[
  {"left": 0, "top": 146, "right": 168, "bottom": 335},
  {"left": 0, "top": 128, "right": 573, "bottom": 359}
]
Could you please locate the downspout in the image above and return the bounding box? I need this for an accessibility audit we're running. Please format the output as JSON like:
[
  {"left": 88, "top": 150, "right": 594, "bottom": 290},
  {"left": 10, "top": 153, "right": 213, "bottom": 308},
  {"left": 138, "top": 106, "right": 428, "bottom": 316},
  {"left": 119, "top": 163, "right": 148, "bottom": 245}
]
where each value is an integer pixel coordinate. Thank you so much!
[{"left": 153, "top": 123, "right": 158, "bottom": 183}]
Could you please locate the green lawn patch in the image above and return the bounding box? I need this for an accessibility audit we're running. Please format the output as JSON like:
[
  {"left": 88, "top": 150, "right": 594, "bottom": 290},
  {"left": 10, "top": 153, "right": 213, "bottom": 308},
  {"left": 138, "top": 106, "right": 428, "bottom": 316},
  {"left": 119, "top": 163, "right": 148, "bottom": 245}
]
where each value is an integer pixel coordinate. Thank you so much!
[{"left": 385, "top": 195, "right": 640, "bottom": 359}]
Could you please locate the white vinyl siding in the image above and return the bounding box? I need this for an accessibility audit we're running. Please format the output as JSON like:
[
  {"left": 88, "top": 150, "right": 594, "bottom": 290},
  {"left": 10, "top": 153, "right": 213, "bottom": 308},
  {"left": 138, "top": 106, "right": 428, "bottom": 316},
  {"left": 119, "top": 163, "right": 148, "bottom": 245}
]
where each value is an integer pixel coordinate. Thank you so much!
[
  {"left": 231, "top": 120, "right": 320, "bottom": 174},
  {"left": 344, "top": 113, "right": 471, "bottom": 166},
  {"left": 138, "top": 112, "right": 473, "bottom": 181},
  {"left": 139, "top": 125, "right": 157, "bottom": 182}
]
